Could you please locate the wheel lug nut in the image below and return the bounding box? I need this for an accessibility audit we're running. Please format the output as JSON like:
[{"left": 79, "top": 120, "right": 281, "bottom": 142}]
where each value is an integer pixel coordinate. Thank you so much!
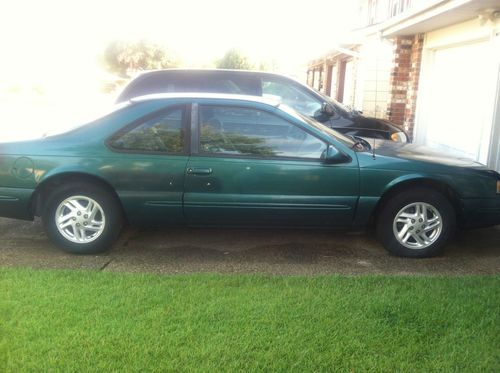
[
  {"left": 84, "top": 214, "right": 88, "bottom": 219},
  {"left": 416, "top": 230, "right": 420, "bottom": 233},
  {"left": 77, "top": 212, "right": 81, "bottom": 216},
  {"left": 419, "top": 218, "right": 423, "bottom": 222},
  {"left": 72, "top": 217, "right": 76, "bottom": 221},
  {"left": 409, "top": 227, "right": 414, "bottom": 230},
  {"left": 411, "top": 219, "right": 415, "bottom": 223},
  {"left": 76, "top": 223, "right": 80, "bottom": 227}
]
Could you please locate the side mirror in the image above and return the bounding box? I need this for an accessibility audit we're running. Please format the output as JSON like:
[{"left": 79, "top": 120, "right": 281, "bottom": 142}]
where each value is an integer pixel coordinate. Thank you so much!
[
  {"left": 314, "top": 103, "right": 335, "bottom": 121},
  {"left": 321, "top": 102, "right": 335, "bottom": 116},
  {"left": 324, "top": 145, "right": 350, "bottom": 164}
]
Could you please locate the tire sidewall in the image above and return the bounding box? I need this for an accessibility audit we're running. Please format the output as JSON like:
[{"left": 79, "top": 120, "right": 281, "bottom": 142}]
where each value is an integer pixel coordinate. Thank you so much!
[
  {"left": 42, "top": 183, "right": 122, "bottom": 254},
  {"left": 377, "top": 188, "right": 456, "bottom": 258}
]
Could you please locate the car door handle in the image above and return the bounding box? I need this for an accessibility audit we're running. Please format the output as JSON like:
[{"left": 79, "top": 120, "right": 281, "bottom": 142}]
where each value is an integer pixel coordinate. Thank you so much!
[{"left": 187, "top": 167, "right": 213, "bottom": 175}]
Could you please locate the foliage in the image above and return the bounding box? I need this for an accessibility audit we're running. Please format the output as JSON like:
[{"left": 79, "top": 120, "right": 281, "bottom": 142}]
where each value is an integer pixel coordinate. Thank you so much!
[
  {"left": 2, "top": 267, "right": 499, "bottom": 372},
  {"left": 200, "top": 125, "right": 275, "bottom": 156},
  {"left": 103, "top": 40, "right": 177, "bottom": 77},
  {"left": 215, "top": 48, "right": 252, "bottom": 70},
  {"left": 112, "top": 124, "right": 184, "bottom": 153}
]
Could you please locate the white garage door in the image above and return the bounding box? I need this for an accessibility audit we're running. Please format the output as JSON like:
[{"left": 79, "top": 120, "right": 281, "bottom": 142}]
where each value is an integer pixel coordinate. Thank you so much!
[{"left": 422, "top": 40, "right": 494, "bottom": 164}]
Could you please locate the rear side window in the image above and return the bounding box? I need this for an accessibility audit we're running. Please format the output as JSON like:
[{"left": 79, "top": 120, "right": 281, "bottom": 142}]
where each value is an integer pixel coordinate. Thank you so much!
[{"left": 109, "top": 108, "right": 184, "bottom": 153}]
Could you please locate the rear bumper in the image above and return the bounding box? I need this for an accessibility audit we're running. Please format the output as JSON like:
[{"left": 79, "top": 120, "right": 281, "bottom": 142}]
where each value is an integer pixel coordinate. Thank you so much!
[
  {"left": 0, "top": 187, "right": 34, "bottom": 220},
  {"left": 460, "top": 197, "right": 500, "bottom": 229}
]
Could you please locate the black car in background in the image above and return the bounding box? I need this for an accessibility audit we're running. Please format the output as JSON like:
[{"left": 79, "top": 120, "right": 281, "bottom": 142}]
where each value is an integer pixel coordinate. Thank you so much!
[{"left": 116, "top": 69, "right": 408, "bottom": 142}]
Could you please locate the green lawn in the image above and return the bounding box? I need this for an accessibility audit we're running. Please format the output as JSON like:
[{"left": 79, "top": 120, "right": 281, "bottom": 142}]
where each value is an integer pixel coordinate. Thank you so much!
[{"left": 1, "top": 268, "right": 499, "bottom": 372}]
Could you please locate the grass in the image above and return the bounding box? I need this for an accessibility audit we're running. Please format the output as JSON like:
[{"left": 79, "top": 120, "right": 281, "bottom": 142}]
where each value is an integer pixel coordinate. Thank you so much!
[{"left": 1, "top": 268, "right": 499, "bottom": 372}]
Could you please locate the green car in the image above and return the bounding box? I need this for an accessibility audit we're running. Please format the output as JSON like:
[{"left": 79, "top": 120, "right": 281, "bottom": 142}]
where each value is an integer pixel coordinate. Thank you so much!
[{"left": 1, "top": 94, "right": 499, "bottom": 257}]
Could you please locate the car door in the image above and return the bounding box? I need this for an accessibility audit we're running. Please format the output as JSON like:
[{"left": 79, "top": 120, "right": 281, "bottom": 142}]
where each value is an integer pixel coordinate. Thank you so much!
[
  {"left": 183, "top": 103, "right": 359, "bottom": 227},
  {"left": 105, "top": 105, "right": 190, "bottom": 225}
]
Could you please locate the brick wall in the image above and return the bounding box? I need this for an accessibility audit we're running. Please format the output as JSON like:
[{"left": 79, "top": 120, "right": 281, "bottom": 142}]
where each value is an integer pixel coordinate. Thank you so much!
[{"left": 387, "top": 34, "right": 424, "bottom": 139}]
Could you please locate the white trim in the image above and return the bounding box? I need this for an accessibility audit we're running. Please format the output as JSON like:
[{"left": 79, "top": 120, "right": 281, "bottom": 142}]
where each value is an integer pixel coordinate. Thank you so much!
[{"left": 382, "top": 0, "right": 473, "bottom": 37}]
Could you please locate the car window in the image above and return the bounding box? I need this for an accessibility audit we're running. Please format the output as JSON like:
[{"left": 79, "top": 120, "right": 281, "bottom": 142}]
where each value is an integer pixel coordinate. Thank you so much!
[
  {"left": 199, "top": 106, "right": 327, "bottom": 159},
  {"left": 261, "top": 78, "right": 322, "bottom": 117},
  {"left": 118, "top": 73, "right": 262, "bottom": 102},
  {"left": 109, "top": 108, "right": 184, "bottom": 153}
]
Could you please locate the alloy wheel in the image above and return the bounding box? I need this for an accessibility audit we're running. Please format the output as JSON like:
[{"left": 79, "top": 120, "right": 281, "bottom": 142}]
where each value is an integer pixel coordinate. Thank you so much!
[
  {"left": 55, "top": 196, "right": 106, "bottom": 244},
  {"left": 392, "top": 202, "right": 442, "bottom": 249}
]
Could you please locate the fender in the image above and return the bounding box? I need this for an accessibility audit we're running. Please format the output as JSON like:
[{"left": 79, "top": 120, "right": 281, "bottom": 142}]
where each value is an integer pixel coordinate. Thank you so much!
[
  {"left": 382, "top": 173, "right": 431, "bottom": 195},
  {"left": 35, "top": 161, "right": 112, "bottom": 187},
  {"left": 353, "top": 173, "right": 457, "bottom": 228}
]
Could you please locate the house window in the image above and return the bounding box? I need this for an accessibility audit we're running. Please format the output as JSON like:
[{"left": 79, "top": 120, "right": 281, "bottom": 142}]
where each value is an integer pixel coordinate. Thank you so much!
[
  {"left": 367, "top": 0, "right": 411, "bottom": 24},
  {"left": 390, "top": 0, "right": 411, "bottom": 17}
]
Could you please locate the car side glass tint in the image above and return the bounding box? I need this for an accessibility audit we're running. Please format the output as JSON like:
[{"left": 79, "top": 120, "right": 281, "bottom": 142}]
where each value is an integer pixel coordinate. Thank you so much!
[
  {"left": 261, "top": 79, "right": 322, "bottom": 117},
  {"left": 110, "top": 108, "right": 184, "bottom": 153},
  {"left": 199, "top": 106, "right": 326, "bottom": 159}
]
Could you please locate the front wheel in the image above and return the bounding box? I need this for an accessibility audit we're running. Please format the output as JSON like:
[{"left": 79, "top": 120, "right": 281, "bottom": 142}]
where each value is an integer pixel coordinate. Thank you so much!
[
  {"left": 376, "top": 187, "right": 456, "bottom": 258},
  {"left": 42, "top": 182, "right": 122, "bottom": 254}
]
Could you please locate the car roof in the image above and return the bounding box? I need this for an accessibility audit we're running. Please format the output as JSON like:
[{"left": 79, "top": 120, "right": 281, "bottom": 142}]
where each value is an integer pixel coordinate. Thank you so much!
[
  {"left": 129, "top": 92, "right": 281, "bottom": 107},
  {"left": 131, "top": 68, "right": 290, "bottom": 78}
]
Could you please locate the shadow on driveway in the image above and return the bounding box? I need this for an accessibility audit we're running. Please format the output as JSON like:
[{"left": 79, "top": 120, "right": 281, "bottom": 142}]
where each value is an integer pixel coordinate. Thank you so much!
[{"left": 0, "top": 218, "right": 499, "bottom": 275}]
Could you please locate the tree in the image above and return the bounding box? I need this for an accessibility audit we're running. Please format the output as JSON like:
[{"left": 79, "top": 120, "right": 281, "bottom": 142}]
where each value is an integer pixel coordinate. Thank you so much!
[
  {"left": 103, "top": 40, "right": 177, "bottom": 77},
  {"left": 215, "top": 48, "right": 252, "bottom": 70}
]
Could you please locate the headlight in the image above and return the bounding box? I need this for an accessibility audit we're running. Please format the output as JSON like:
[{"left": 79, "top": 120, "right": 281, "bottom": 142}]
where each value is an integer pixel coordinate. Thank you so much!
[{"left": 391, "top": 131, "right": 408, "bottom": 143}]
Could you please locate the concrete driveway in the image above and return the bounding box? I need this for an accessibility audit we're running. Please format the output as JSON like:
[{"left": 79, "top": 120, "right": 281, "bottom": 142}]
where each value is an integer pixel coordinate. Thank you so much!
[{"left": 0, "top": 217, "right": 499, "bottom": 275}]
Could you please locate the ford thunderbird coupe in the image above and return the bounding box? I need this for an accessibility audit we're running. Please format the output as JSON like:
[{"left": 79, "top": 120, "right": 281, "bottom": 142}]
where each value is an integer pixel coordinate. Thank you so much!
[{"left": 0, "top": 93, "right": 499, "bottom": 257}]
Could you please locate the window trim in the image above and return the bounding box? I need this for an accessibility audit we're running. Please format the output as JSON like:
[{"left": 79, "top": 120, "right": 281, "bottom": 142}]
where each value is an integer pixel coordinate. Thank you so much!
[
  {"left": 105, "top": 104, "right": 191, "bottom": 156},
  {"left": 195, "top": 104, "right": 329, "bottom": 162}
]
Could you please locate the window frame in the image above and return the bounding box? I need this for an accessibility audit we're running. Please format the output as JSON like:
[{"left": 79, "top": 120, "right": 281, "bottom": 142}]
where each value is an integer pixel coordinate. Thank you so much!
[
  {"left": 195, "top": 104, "right": 329, "bottom": 162},
  {"left": 106, "top": 104, "right": 191, "bottom": 156}
]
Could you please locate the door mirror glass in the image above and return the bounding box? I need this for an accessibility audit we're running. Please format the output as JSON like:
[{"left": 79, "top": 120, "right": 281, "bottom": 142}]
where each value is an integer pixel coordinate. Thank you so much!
[
  {"left": 321, "top": 102, "right": 335, "bottom": 116},
  {"left": 324, "top": 145, "right": 350, "bottom": 164},
  {"left": 314, "top": 102, "right": 336, "bottom": 121}
]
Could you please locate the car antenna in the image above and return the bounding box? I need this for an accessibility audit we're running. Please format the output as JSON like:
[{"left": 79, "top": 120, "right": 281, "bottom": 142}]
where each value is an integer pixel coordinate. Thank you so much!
[{"left": 372, "top": 137, "right": 376, "bottom": 160}]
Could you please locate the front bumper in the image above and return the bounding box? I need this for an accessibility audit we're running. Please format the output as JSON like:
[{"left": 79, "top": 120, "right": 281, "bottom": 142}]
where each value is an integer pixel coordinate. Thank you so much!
[
  {"left": 0, "top": 187, "right": 34, "bottom": 220},
  {"left": 460, "top": 197, "right": 500, "bottom": 229}
]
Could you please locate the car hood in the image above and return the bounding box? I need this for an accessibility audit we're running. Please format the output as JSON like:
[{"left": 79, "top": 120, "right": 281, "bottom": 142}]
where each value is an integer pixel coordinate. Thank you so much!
[
  {"left": 351, "top": 115, "right": 403, "bottom": 132},
  {"left": 326, "top": 112, "right": 404, "bottom": 133},
  {"left": 361, "top": 140, "right": 491, "bottom": 170}
]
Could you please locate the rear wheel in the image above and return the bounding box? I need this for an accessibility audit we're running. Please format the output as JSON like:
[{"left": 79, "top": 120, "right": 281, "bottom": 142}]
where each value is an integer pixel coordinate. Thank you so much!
[
  {"left": 376, "top": 187, "right": 456, "bottom": 258},
  {"left": 42, "top": 182, "right": 122, "bottom": 254}
]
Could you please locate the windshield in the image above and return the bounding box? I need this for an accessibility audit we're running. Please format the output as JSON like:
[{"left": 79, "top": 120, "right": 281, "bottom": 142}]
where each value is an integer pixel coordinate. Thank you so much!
[{"left": 279, "top": 104, "right": 356, "bottom": 147}]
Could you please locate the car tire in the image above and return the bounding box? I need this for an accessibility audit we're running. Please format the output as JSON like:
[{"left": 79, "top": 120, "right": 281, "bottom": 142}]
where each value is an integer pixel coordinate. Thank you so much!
[
  {"left": 376, "top": 187, "right": 456, "bottom": 258},
  {"left": 42, "top": 182, "right": 122, "bottom": 254}
]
